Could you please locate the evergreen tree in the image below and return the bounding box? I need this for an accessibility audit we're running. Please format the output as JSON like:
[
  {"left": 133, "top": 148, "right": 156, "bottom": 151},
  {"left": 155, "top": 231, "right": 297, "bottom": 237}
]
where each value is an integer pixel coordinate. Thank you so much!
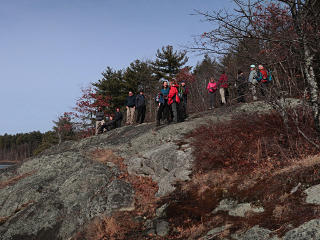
[
  {"left": 52, "top": 112, "right": 75, "bottom": 145},
  {"left": 93, "top": 67, "right": 125, "bottom": 111},
  {"left": 151, "top": 45, "right": 188, "bottom": 80},
  {"left": 123, "top": 60, "right": 157, "bottom": 94}
]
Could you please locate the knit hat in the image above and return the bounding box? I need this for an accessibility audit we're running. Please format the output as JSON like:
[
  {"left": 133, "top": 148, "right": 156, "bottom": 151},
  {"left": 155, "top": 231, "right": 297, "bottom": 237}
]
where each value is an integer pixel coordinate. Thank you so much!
[{"left": 250, "top": 64, "right": 256, "bottom": 68}]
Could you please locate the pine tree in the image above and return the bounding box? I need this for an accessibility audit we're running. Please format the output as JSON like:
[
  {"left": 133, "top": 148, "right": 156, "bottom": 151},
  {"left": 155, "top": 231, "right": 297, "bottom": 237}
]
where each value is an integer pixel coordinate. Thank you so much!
[
  {"left": 123, "top": 60, "right": 157, "bottom": 94},
  {"left": 93, "top": 67, "right": 125, "bottom": 111},
  {"left": 151, "top": 45, "right": 188, "bottom": 80}
]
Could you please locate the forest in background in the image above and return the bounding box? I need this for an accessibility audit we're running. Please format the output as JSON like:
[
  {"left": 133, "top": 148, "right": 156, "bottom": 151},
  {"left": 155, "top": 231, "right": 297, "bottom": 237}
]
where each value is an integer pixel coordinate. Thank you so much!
[{"left": 1, "top": 0, "right": 319, "bottom": 162}]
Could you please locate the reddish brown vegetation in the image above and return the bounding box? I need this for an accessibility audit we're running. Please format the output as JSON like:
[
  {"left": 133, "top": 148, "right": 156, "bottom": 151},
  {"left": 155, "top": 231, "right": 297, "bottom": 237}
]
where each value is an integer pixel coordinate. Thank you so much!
[
  {"left": 189, "top": 110, "right": 319, "bottom": 173},
  {"left": 165, "top": 110, "right": 320, "bottom": 239},
  {"left": 75, "top": 110, "right": 320, "bottom": 239}
]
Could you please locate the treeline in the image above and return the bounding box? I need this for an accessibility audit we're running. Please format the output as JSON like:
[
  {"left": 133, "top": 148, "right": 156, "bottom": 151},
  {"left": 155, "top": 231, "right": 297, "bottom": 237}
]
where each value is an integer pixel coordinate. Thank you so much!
[
  {"left": 3, "top": 0, "right": 320, "bottom": 162},
  {"left": 0, "top": 46, "right": 225, "bottom": 161},
  {"left": 0, "top": 131, "right": 56, "bottom": 162},
  {"left": 58, "top": 45, "right": 229, "bottom": 139}
]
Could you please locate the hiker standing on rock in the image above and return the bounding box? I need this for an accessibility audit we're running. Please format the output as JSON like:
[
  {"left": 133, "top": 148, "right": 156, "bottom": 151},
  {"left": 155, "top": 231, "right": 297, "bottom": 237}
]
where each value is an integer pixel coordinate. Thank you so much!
[
  {"left": 248, "top": 65, "right": 258, "bottom": 101},
  {"left": 126, "top": 91, "right": 136, "bottom": 125},
  {"left": 135, "top": 89, "right": 146, "bottom": 124},
  {"left": 156, "top": 80, "right": 170, "bottom": 126},
  {"left": 207, "top": 77, "right": 217, "bottom": 110},
  {"left": 114, "top": 107, "right": 123, "bottom": 128},
  {"left": 236, "top": 70, "right": 247, "bottom": 103},
  {"left": 178, "top": 81, "right": 189, "bottom": 119},
  {"left": 168, "top": 79, "right": 180, "bottom": 123},
  {"left": 218, "top": 71, "right": 228, "bottom": 105},
  {"left": 95, "top": 107, "right": 105, "bottom": 135},
  {"left": 257, "top": 64, "right": 269, "bottom": 97}
]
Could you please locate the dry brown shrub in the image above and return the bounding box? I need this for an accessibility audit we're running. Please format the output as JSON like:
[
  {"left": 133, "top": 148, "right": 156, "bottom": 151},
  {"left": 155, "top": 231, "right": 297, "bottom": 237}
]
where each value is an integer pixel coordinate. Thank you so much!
[
  {"left": 81, "top": 213, "right": 140, "bottom": 240},
  {"left": 165, "top": 110, "right": 320, "bottom": 239},
  {"left": 187, "top": 110, "right": 320, "bottom": 174}
]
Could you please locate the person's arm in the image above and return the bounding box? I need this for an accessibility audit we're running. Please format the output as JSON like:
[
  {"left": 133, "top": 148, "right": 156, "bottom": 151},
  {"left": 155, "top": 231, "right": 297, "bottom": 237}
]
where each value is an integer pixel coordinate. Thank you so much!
[
  {"left": 125, "top": 97, "right": 129, "bottom": 109},
  {"left": 135, "top": 96, "right": 138, "bottom": 107}
]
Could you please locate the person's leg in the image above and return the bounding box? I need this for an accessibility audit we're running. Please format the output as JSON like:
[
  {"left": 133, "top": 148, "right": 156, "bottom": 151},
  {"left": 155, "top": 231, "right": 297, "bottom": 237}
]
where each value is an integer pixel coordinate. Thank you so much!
[
  {"left": 178, "top": 102, "right": 185, "bottom": 122},
  {"left": 237, "top": 86, "right": 244, "bottom": 103},
  {"left": 128, "top": 107, "right": 133, "bottom": 124},
  {"left": 169, "top": 104, "right": 173, "bottom": 122},
  {"left": 259, "top": 82, "right": 265, "bottom": 97},
  {"left": 140, "top": 106, "right": 146, "bottom": 123},
  {"left": 126, "top": 109, "right": 131, "bottom": 124},
  {"left": 157, "top": 104, "right": 164, "bottom": 120},
  {"left": 163, "top": 102, "right": 170, "bottom": 123},
  {"left": 184, "top": 98, "right": 188, "bottom": 117},
  {"left": 172, "top": 103, "right": 178, "bottom": 123},
  {"left": 209, "top": 92, "right": 213, "bottom": 109},
  {"left": 136, "top": 106, "right": 141, "bottom": 123},
  {"left": 131, "top": 107, "right": 136, "bottom": 124},
  {"left": 251, "top": 80, "right": 257, "bottom": 101},
  {"left": 220, "top": 88, "right": 226, "bottom": 104},
  {"left": 95, "top": 120, "right": 102, "bottom": 135}
]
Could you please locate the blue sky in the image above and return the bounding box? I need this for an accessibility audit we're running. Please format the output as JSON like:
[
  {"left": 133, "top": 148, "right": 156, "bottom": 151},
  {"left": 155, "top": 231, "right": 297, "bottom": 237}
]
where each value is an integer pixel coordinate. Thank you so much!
[{"left": 0, "top": 0, "right": 234, "bottom": 135}]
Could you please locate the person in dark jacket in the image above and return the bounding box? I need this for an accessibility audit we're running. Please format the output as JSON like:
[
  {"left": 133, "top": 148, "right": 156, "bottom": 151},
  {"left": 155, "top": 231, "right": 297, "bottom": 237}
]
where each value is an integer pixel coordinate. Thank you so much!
[
  {"left": 114, "top": 107, "right": 123, "bottom": 128},
  {"left": 178, "top": 81, "right": 189, "bottom": 119},
  {"left": 95, "top": 107, "right": 105, "bottom": 135},
  {"left": 156, "top": 80, "right": 170, "bottom": 126},
  {"left": 236, "top": 70, "right": 247, "bottom": 103},
  {"left": 126, "top": 91, "right": 136, "bottom": 125},
  {"left": 100, "top": 116, "right": 116, "bottom": 132},
  {"left": 135, "top": 90, "right": 146, "bottom": 124}
]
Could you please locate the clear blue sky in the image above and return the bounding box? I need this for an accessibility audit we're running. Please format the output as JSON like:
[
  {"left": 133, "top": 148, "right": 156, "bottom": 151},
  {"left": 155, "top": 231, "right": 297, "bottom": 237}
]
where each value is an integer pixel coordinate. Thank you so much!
[{"left": 0, "top": 0, "right": 234, "bottom": 135}]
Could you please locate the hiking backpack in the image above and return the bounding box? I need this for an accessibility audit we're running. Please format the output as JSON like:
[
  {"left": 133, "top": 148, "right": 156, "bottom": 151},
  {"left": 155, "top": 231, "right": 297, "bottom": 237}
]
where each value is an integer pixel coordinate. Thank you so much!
[{"left": 257, "top": 70, "right": 272, "bottom": 82}]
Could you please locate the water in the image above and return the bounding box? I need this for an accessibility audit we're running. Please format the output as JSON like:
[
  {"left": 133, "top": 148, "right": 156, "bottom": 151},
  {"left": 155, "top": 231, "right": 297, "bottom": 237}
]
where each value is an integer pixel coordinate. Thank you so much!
[{"left": 0, "top": 164, "right": 13, "bottom": 169}]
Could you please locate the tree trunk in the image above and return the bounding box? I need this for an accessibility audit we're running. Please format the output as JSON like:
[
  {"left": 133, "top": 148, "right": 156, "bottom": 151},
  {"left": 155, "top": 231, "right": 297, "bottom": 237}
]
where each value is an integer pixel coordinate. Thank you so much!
[{"left": 302, "top": 39, "right": 320, "bottom": 132}]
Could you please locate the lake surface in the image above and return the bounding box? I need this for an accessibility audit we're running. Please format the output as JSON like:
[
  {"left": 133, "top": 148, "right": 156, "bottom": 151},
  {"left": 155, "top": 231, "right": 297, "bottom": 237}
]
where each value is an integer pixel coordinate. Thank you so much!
[{"left": 0, "top": 164, "right": 13, "bottom": 169}]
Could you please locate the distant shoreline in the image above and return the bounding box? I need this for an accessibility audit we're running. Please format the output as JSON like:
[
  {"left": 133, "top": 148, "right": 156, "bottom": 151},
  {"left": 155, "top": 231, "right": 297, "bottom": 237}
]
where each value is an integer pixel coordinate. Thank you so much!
[{"left": 0, "top": 160, "right": 18, "bottom": 165}]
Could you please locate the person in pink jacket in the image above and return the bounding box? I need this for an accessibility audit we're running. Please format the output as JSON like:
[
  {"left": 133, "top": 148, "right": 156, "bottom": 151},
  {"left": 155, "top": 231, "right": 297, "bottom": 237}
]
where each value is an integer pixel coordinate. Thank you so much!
[{"left": 207, "top": 77, "right": 217, "bottom": 109}]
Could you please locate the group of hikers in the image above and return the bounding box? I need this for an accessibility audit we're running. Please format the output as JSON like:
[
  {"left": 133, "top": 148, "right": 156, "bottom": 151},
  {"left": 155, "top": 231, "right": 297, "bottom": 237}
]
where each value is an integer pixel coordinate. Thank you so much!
[
  {"left": 95, "top": 64, "right": 271, "bottom": 135},
  {"left": 207, "top": 64, "right": 271, "bottom": 109}
]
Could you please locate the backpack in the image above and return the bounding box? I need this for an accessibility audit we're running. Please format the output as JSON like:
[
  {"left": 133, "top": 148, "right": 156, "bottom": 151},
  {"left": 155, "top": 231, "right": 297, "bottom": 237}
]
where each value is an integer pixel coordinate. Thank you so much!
[
  {"left": 178, "top": 88, "right": 183, "bottom": 99},
  {"left": 267, "top": 70, "right": 272, "bottom": 82},
  {"left": 257, "top": 69, "right": 272, "bottom": 82},
  {"left": 155, "top": 93, "right": 160, "bottom": 103}
]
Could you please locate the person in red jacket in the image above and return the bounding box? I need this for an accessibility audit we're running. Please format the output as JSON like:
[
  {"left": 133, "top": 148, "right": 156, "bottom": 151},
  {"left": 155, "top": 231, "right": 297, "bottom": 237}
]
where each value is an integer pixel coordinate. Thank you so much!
[
  {"left": 218, "top": 70, "right": 228, "bottom": 105},
  {"left": 168, "top": 79, "right": 180, "bottom": 123},
  {"left": 257, "top": 65, "right": 268, "bottom": 97}
]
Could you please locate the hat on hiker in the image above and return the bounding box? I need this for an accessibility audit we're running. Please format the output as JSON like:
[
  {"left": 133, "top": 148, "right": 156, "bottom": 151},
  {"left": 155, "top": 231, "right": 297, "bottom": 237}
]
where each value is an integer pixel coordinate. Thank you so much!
[{"left": 250, "top": 64, "right": 256, "bottom": 68}]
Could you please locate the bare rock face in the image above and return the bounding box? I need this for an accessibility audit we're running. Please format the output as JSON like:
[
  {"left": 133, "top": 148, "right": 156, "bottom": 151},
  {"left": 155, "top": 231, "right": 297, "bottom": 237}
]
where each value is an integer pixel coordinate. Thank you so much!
[
  {"left": 304, "top": 184, "right": 320, "bottom": 205},
  {"left": 1, "top": 99, "right": 312, "bottom": 240},
  {"left": 127, "top": 142, "right": 193, "bottom": 197},
  {"left": 231, "top": 226, "right": 280, "bottom": 240},
  {"left": 0, "top": 150, "right": 134, "bottom": 240},
  {"left": 283, "top": 219, "right": 320, "bottom": 240},
  {"left": 213, "top": 199, "right": 264, "bottom": 217}
]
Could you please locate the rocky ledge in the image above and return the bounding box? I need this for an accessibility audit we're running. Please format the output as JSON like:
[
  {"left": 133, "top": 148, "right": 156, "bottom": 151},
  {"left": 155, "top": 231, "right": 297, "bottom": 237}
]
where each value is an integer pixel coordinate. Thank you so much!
[{"left": 2, "top": 99, "right": 320, "bottom": 240}]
